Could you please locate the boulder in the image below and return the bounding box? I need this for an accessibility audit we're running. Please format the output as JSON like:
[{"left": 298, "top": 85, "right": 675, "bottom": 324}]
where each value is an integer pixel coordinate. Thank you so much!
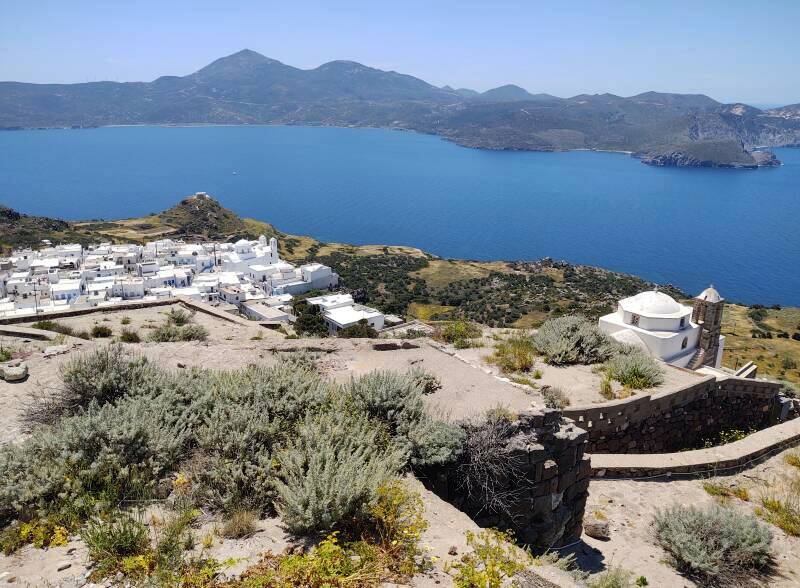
[
  {"left": 583, "top": 516, "right": 610, "bottom": 540},
  {"left": 1, "top": 361, "right": 28, "bottom": 382}
]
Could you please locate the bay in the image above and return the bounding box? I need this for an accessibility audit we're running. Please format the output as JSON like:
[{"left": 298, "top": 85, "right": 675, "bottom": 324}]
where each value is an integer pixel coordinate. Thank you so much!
[{"left": 1, "top": 125, "right": 798, "bottom": 305}]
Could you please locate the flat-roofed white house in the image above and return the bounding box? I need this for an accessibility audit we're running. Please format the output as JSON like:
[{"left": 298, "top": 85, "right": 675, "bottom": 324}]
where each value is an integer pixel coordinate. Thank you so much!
[
  {"left": 599, "top": 286, "right": 726, "bottom": 369},
  {"left": 324, "top": 304, "right": 385, "bottom": 335}
]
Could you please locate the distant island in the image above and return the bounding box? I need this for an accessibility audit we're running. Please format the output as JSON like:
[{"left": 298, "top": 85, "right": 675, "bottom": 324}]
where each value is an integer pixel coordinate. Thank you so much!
[{"left": 1, "top": 49, "right": 798, "bottom": 168}]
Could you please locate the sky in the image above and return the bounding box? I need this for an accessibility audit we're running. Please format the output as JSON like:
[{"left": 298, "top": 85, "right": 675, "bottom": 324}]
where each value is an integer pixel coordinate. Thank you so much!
[{"left": 1, "top": 0, "right": 798, "bottom": 105}]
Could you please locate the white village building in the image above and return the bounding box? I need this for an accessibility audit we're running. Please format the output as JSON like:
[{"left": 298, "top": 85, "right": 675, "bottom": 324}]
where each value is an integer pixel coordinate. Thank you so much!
[{"left": 599, "top": 286, "right": 726, "bottom": 369}]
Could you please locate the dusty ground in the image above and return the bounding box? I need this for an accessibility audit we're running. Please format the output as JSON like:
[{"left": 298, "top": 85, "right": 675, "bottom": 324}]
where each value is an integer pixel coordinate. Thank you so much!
[
  {"left": 18, "top": 305, "right": 267, "bottom": 346},
  {"left": 3, "top": 307, "right": 797, "bottom": 587},
  {"left": 452, "top": 330, "right": 705, "bottom": 407},
  {"left": 572, "top": 446, "right": 800, "bottom": 587}
]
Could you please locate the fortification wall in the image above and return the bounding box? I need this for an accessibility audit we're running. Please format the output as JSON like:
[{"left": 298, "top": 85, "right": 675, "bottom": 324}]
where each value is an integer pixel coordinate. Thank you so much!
[
  {"left": 562, "top": 375, "right": 792, "bottom": 453},
  {"left": 425, "top": 410, "right": 590, "bottom": 550}
]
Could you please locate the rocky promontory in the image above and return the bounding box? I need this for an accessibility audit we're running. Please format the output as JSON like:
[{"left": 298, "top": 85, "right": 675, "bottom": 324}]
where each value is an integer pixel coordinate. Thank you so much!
[{"left": 635, "top": 140, "right": 781, "bottom": 169}]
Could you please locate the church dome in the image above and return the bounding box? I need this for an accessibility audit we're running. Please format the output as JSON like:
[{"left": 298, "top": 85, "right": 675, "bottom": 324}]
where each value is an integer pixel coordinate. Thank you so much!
[
  {"left": 696, "top": 285, "right": 722, "bottom": 303},
  {"left": 622, "top": 290, "right": 682, "bottom": 316}
]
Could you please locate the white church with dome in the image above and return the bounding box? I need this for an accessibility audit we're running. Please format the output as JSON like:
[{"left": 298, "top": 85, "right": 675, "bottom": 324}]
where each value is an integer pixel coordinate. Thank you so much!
[{"left": 598, "top": 286, "right": 725, "bottom": 369}]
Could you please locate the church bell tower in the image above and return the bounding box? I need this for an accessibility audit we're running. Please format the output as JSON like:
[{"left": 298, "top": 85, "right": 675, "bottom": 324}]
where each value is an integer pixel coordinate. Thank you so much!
[{"left": 691, "top": 285, "right": 725, "bottom": 367}]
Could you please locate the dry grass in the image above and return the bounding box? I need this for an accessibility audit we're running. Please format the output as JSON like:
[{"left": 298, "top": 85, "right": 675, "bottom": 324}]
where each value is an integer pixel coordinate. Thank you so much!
[
  {"left": 721, "top": 304, "right": 800, "bottom": 386},
  {"left": 220, "top": 509, "right": 257, "bottom": 539},
  {"left": 410, "top": 259, "right": 506, "bottom": 289},
  {"left": 756, "top": 475, "right": 800, "bottom": 536},
  {"left": 407, "top": 302, "right": 455, "bottom": 321}
]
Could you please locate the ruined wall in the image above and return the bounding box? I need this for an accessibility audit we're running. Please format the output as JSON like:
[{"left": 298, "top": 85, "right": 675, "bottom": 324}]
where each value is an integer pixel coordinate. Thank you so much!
[
  {"left": 424, "top": 410, "right": 590, "bottom": 550},
  {"left": 562, "top": 376, "right": 792, "bottom": 453}
]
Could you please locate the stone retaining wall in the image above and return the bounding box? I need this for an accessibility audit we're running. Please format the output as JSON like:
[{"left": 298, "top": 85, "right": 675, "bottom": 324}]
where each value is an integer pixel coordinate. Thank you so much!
[
  {"left": 590, "top": 417, "right": 800, "bottom": 479},
  {"left": 424, "top": 410, "right": 590, "bottom": 550},
  {"left": 562, "top": 375, "right": 792, "bottom": 453},
  {"left": 0, "top": 298, "right": 178, "bottom": 325}
]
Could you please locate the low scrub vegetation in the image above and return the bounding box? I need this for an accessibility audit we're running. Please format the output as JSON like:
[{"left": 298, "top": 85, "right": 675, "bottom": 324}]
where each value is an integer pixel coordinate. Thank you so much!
[
  {"left": 653, "top": 504, "right": 773, "bottom": 583},
  {"left": 533, "top": 315, "right": 615, "bottom": 366},
  {"left": 91, "top": 324, "right": 113, "bottom": 338},
  {"left": 757, "top": 474, "right": 800, "bottom": 536},
  {"left": 148, "top": 323, "right": 208, "bottom": 342},
  {"left": 541, "top": 385, "right": 570, "bottom": 409},
  {"left": 146, "top": 308, "right": 208, "bottom": 342},
  {"left": 606, "top": 346, "right": 664, "bottom": 389},
  {"left": 488, "top": 332, "right": 536, "bottom": 373},
  {"left": 31, "top": 319, "right": 90, "bottom": 340},
  {"left": 446, "top": 528, "right": 530, "bottom": 588},
  {"left": 228, "top": 480, "right": 430, "bottom": 586},
  {"left": 119, "top": 327, "right": 141, "bottom": 343},
  {"left": 439, "top": 319, "right": 482, "bottom": 348},
  {"left": 0, "top": 346, "right": 464, "bottom": 584}
]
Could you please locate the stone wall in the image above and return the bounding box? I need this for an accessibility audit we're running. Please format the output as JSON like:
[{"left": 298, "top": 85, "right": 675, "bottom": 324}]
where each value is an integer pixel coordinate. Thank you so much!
[
  {"left": 423, "top": 410, "right": 590, "bottom": 550},
  {"left": 562, "top": 375, "right": 793, "bottom": 453}
]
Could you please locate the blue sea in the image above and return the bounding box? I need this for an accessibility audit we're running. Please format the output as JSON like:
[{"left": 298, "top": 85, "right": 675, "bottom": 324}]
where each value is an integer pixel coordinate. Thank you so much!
[{"left": 1, "top": 125, "right": 798, "bottom": 305}]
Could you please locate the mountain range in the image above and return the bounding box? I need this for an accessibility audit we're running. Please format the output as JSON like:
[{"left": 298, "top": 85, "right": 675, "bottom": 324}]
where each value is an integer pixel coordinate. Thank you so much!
[{"left": 2, "top": 49, "right": 799, "bottom": 168}]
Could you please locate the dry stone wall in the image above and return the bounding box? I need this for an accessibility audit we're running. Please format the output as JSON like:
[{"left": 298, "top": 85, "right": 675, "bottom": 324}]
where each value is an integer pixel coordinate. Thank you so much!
[
  {"left": 424, "top": 410, "right": 590, "bottom": 550},
  {"left": 562, "top": 375, "right": 794, "bottom": 453}
]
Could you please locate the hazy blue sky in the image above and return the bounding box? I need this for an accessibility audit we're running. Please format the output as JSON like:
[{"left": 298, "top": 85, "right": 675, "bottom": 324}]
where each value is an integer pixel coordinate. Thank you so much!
[{"left": 1, "top": 0, "right": 798, "bottom": 104}]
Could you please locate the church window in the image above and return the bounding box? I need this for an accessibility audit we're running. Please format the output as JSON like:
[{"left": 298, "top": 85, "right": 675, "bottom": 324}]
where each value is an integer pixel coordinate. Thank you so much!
[
  {"left": 631, "top": 314, "right": 640, "bottom": 326},
  {"left": 680, "top": 317, "right": 685, "bottom": 328},
  {"left": 682, "top": 337, "right": 688, "bottom": 349}
]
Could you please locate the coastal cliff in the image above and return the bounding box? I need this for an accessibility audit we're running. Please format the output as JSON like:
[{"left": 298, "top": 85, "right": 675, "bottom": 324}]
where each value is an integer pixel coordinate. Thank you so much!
[{"left": 2, "top": 50, "right": 799, "bottom": 169}]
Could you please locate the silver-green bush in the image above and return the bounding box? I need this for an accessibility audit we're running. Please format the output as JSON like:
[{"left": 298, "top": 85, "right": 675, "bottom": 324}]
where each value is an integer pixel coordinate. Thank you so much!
[
  {"left": 274, "top": 411, "right": 406, "bottom": 534},
  {"left": 23, "top": 345, "right": 160, "bottom": 428},
  {"left": 607, "top": 347, "right": 664, "bottom": 389},
  {"left": 653, "top": 504, "right": 772, "bottom": 580},
  {"left": 533, "top": 316, "right": 616, "bottom": 366}
]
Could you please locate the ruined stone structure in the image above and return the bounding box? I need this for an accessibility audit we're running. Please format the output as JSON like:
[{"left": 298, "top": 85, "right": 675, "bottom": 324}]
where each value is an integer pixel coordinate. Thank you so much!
[
  {"left": 562, "top": 375, "right": 795, "bottom": 453},
  {"left": 690, "top": 285, "right": 726, "bottom": 369},
  {"left": 425, "top": 410, "right": 590, "bottom": 550}
]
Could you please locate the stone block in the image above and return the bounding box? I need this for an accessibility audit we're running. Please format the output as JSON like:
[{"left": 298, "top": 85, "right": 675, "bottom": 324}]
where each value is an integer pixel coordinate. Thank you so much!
[
  {"left": 542, "top": 460, "right": 557, "bottom": 481},
  {"left": 557, "top": 469, "right": 576, "bottom": 493}
]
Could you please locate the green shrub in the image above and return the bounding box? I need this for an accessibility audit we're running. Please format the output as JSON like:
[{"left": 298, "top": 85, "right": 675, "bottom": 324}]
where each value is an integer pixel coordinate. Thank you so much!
[
  {"left": 0, "top": 347, "right": 12, "bottom": 362},
  {"left": 589, "top": 567, "right": 635, "bottom": 588},
  {"left": 147, "top": 323, "right": 208, "bottom": 342},
  {"left": 347, "top": 370, "right": 425, "bottom": 436},
  {"left": 274, "top": 411, "right": 405, "bottom": 534},
  {"left": 119, "top": 328, "right": 141, "bottom": 343},
  {"left": 120, "top": 316, "right": 131, "bottom": 325},
  {"left": 440, "top": 319, "right": 482, "bottom": 348},
  {"left": 337, "top": 319, "right": 378, "bottom": 338},
  {"left": 166, "top": 307, "right": 192, "bottom": 326},
  {"left": 489, "top": 333, "right": 536, "bottom": 373},
  {"left": 533, "top": 316, "right": 615, "bottom": 365},
  {"left": 541, "top": 386, "right": 570, "bottom": 409},
  {"left": 91, "top": 324, "right": 113, "bottom": 338},
  {"left": 406, "top": 418, "right": 465, "bottom": 467},
  {"left": 607, "top": 347, "right": 664, "bottom": 389},
  {"left": 81, "top": 512, "right": 150, "bottom": 577},
  {"left": 23, "top": 345, "right": 159, "bottom": 427},
  {"left": 408, "top": 367, "right": 442, "bottom": 394},
  {"left": 448, "top": 529, "right": 530, "bottom": 588},
  {"left": 31, "top": 320, "right": 90, "bottom": 340},
  {"left": 653, "top": 504, "right": 772, "bottom": 580}
]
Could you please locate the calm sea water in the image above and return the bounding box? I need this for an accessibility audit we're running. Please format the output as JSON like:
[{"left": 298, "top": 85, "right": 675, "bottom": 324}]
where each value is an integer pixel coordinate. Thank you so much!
[{"left": 1, "top": 125, "right": 798, "bottom": 305}]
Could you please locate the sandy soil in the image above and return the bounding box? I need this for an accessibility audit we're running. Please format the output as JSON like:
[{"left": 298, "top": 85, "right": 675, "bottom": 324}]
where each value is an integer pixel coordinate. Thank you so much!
[
  {"left": 447, "top": 331, "right": 705, "bottom": 407},
  {"left": 571, "top": 446, "right": 800, "bottom": 587},
  {"left": 18, "top": 305, "right": 266, "bottom": 346}
]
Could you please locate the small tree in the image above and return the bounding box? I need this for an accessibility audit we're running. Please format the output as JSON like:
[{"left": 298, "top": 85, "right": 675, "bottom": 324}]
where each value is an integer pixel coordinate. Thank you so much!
[{"left": 337, "top": 319, "right": 378, "bottom": 339}]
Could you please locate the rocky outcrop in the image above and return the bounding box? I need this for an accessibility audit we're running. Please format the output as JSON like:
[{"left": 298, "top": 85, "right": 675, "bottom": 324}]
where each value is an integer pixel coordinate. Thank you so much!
[
  {"left": 636, "top": 141, "right": 782, "bottom": 169},
  {"left": 750, "top": 150, "right": 781, "bottom": 167}
]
